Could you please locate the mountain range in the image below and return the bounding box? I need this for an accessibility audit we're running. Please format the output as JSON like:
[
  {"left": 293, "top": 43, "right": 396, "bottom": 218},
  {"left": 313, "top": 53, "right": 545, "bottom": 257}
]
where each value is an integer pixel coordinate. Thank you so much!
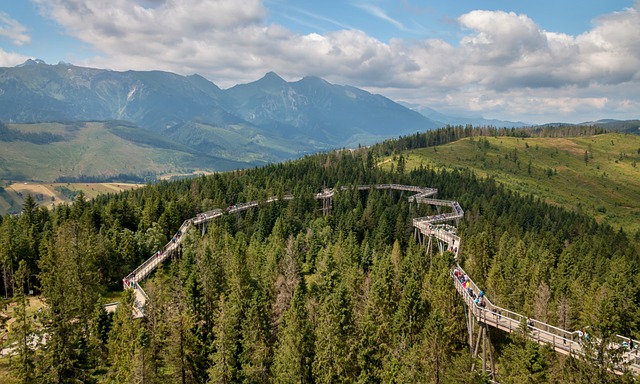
[
  {"left": 0, "top": 60, "right": 447, "bottom": 169},
  {"left": 1, "top": 60, "right": 636, "bottom": 182}
]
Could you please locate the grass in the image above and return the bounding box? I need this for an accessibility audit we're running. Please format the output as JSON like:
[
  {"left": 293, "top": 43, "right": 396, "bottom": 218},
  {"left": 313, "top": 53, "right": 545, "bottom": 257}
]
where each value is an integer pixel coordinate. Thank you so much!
[
  {"left": 0, "top": 122, "right": 226, "bottom": 183},
  {"left": 385, "top": 133, "right": 640, "bottom": 233},
  {"left": 102, "top": 290, "right": 125, "bottom": 305},
  {"left": 0, "top": 357, "right": 17, "bottom": 384},
  {"left": 0, "top": 181, "right": 143, "bottom": 215}
]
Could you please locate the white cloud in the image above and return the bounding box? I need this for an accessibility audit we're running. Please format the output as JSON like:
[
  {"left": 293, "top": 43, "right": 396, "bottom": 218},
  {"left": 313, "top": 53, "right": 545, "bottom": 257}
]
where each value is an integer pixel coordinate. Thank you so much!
[
  {"left": 0, "top": 12, "right": 31, "bottom": 46},
  {"left": 0, "top": 48, "right": 30, "bottom": 67},
  {"left": 22, "top": 0, "right": 640, "bottom": 123},
  {"left": 287, "top": 8, "right": 355, "bottom": 31},
  {"left": 458, "top": 7, "right": 640, "bottom": 93},
  {"left": 459, "top": 10, "right": 546, "bottom": 66},
  {"left": 354, "top": 3, "right": 406, "bottom": 31}
]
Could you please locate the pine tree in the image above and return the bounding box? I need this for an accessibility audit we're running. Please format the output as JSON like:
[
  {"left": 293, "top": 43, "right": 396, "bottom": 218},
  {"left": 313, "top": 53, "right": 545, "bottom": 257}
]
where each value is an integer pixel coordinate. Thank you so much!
[
  {"left": 499, "top": 334, "right": 552, "bottom": 384},
  {"left": 208, "top": 294, "right": 239, "bottom": 384},
  {"left": 37, "top": 220, "right": 102, "bottom": 383},
  {"left": 239, "top": 288, "right": 272, "bottom": 383},
  {"left": 87, "top": 299, "right": 112, "bottom": 371},
  {"left": 106, "top": 290, "right": 140, "bottom": 383},
  {"left": 312, "top": 283, "right": 356, "bottom": 383},
  {"left": 12, "top": 260, "right": 35, "bottom": 384},
  {"left": 140, "top": 276, "right": 172, "bottom": 383},
  {"left": 271, "top": 283, "right": 314, "bottom": 384},
  {"left": 356, "top": 313, "right": 383, "bottom": 384},
  {"left": 272, "top": 236, "right": 299, "bottom": 332},
  {"left": 0, "top": 217, "right": 16, "bottom": 298}
]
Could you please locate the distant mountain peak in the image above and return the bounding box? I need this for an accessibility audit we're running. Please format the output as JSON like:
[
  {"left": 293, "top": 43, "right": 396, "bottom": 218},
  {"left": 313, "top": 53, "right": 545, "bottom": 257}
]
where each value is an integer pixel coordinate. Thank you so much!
[
  {"left": 264, "top": 71, "right": 281, "bottom": 78},
  {"left": 259, "top": 71, "right": 286, "bottom": 85},
  {"left": 297, "top": 75, "right": 330, "bottom": 87},
  {"left": 17, "top": 58, "right": 47, "bottom": 67}
]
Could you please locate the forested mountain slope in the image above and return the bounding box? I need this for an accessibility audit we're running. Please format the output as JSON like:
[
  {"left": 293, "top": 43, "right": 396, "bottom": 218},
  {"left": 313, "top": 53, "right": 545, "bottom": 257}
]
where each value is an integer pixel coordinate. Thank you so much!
[{"left": 0, "top": 135, "right": 639, "bottom": 383}]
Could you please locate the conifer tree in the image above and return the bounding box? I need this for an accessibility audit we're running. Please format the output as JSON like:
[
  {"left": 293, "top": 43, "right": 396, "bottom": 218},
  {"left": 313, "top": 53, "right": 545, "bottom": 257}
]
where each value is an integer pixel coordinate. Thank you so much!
[
  {"left": 312, "top": 283, "right": 356, "bottom": 383},
  {"left": 0, "top": 217, "right": 16, "bottom": 298},
  {"left": 140, "top": 276, "right": 172, "bottom": 383},
  {"left": 208, "top": 294, "right": 239, "bottom": 384},
  {"left": 499, "top": 334, "right": 552, "bottom": 384},
  {"left": 12, "top": 259, "right": 35, "bottom": 384},
  {"left": 272, "top": 283, "right": 314, "bottom": 384},
  {"left": 272, "top": 236, "right": 299, "bottom": 331},
  {"left": 87, "top": 299, "right": 112, "bottom": 371},
  {"left": 239, "top": 288, "right": 272, "bottom": 383},
  {"left": 37, "top": 220, "right": 102, "bottom": 383},
  {"left": 106, "top": 289, "right": 140, "bottom": 383}
]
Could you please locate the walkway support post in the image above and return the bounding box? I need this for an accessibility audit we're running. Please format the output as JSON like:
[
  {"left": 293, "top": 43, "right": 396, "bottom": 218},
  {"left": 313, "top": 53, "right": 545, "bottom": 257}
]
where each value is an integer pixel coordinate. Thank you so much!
[{"left": 470, "top": 320, "right": 496, "bottom": 382}]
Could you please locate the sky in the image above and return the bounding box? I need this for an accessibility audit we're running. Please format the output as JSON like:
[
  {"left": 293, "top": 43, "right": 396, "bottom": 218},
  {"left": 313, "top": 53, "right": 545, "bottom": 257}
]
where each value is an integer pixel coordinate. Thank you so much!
[{"left": 0, "top": 0, "right": 639, "bottom": 124}]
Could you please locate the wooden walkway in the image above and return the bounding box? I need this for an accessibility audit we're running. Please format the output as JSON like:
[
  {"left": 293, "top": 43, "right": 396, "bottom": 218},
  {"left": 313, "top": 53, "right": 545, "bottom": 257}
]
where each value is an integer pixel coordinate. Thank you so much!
[{"left": 120, "top": 184, "right": 640, "bottom": 374}]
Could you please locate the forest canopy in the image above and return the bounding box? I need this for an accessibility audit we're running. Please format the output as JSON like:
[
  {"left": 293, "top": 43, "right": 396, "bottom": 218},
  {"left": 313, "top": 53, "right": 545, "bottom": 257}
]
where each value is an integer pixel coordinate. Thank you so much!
[{"left": 1, "top": 128, "right": 639, "bottom": 383}]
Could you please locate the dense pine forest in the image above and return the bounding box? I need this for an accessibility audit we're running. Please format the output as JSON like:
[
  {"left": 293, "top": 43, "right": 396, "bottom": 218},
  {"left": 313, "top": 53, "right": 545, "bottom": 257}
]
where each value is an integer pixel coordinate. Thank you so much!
[{"left": 1, "top": 128, "right": 640, "bottom": 383}]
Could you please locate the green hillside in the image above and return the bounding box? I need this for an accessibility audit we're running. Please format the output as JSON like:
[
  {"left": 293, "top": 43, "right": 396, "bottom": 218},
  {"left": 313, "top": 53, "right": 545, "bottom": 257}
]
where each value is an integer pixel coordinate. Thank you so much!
[
  {"left": 0, "top": 121, "right": 251, "bottom": 182},
  {"left": 387, "top": 132, "right": 640, "bottom": 233}
]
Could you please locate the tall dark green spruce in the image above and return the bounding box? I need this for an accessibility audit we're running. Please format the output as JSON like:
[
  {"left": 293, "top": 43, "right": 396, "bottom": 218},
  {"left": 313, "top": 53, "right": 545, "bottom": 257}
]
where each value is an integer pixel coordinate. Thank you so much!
[
  {"left": 12, "top": 260, "right": 35, "bottom": 384},
  {"left": 37, "top": 218, "right": 102, "bottom": 383}
]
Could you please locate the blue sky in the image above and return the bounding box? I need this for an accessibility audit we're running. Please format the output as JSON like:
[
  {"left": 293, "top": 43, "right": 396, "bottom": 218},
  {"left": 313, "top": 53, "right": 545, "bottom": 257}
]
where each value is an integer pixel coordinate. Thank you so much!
[
  {"left": 0, "top": 0, "right": 639, "bottom": 124},
  {"left": 266, "top": 1, "right": 631, "bottom": 44}
]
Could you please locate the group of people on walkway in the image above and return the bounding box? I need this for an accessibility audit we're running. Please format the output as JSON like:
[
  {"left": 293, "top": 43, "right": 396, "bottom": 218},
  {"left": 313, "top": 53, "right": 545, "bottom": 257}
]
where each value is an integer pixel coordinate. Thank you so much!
[
  {"left": 428, "top": 213, "right": 453, "bottom": 223},
  {"left": 453, "top": 203, "right": 463, "bottom": 215},
  {"left": 454, "top": 268, "right": 486, "bottom": 308},
  {"left": 123, "top": 274, "right": 136, "bottom": 289}
]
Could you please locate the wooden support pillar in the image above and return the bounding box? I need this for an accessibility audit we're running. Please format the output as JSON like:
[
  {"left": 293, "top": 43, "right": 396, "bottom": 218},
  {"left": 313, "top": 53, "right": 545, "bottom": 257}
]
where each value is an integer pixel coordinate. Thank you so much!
[
  {"left": 437, "top": 239, "right": 445, "bottom": 255},
  {"left": 482, "top": 325, "right": 487, "bottom": 373},
  {"left": 321, "top": 195, "right": 332, "bottom": 216},
  {"left": 471, "top": 323, "right": 482, "bottom": 369},
  {"left": 467, "top": 303, "right": 475, "bottom": 352},
  {"left": 469, "top": 319, "right": 496, "bottom": 382},
  {"left": 486, "top": 325, "right": 496, "bottom": 379}
]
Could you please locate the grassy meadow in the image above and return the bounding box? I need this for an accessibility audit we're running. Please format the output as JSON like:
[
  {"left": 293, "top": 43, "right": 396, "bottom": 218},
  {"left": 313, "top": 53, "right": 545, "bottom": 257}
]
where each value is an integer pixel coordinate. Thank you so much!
[
  {"left": 386, "top": 132, "right": 640, "bottom": 233},
  {"left": 0, "top": 182, "right": 143, "bottom": 215},
  {"left": 0, "top": 122, "right": 200, "bottom": 182}
]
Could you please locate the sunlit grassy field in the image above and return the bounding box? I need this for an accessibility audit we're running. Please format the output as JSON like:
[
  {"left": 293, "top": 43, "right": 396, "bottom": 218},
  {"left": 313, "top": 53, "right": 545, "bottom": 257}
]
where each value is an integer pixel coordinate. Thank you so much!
[
  {"left": 0, "top": 182, "right": 143, "bottom": 214},
  {"left": 384, "top": 133, "right": 640, "bottom": 233}
]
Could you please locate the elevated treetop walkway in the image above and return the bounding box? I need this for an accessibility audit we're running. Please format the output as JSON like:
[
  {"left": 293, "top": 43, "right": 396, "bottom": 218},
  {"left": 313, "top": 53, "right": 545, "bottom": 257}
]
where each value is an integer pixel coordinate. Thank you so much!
[{"left": 121, "top": 184, "right": 640, "bottom": 376}]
